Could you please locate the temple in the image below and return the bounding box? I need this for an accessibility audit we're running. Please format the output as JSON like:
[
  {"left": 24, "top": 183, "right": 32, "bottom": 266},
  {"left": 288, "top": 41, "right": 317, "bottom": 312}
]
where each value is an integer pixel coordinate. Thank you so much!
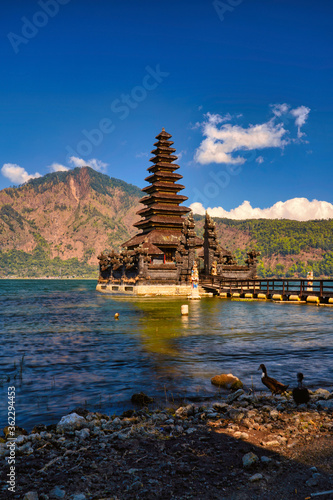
[{"left": 96, "top": 128, "right": 259, "bottom": 296}]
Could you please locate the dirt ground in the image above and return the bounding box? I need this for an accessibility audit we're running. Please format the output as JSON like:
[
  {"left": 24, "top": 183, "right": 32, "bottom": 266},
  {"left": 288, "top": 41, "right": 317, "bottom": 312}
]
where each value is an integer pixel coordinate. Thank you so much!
[{"left": 1, "top": 397, "right": 333, "bottom": 500}]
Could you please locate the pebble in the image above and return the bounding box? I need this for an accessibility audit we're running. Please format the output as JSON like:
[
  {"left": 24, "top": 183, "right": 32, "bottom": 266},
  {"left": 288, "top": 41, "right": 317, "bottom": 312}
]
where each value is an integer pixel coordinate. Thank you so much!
[
  {"left": 164, "top": 418, "right": 174, "bottom": 424},
  {"left": 18, "top": 442, "right": 34, "bottom": 455},
  {"left": 249, "top": 473, "right": 263, "bottom": 482},
  {"left": 16, "top": 434, "right": 27, "bottom": 445},
  {"left": 49, "top": 486, "right": 66, "bottom": 499},
  {"left": 56, "top": 413, "right": 86, "bottom": 433},
  {"left": 226, "top": 389, "right": 245, "bottom": 403},
  {"left": 213, "top": 402, "right": 229, "bottom": 412},
  {"left": 186, "top": 427, "right": 196, "bottom": 434},
  {"left": 270, "top": 409, "right": 279, "bottom": 420},
  {"left": 71, "top": 495, "right": 86, "bottom": 500},
  {"left": 242, "top": 452, "right": 259, "bottom": 468},
  {"left": 0, "top": 443, "right": 8, "bottom": 457},
  {"left": 23, "top": 493, "right": 39, "bottom": 500},
  {"left": 263, "top": 440, "right": 281, "bottom": 447},
  {"left": 175, "top": 405, "right": 195, "bottom": 417},
  {"left": 306, "top": 477, "right": 318, "bottom": 487},
  {"left": 129, "top": 480, "right": 143, "bottom": 491},
  {"left": 75, "top": 428, "right": 90, "bottom": 441},
  {"left": 233, "top": 431, "right": 249, "bottom": 439}
]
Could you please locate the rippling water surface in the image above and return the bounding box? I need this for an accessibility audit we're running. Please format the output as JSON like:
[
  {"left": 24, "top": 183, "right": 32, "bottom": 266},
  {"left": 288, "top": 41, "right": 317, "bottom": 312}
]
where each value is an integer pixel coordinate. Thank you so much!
[{"left": 0, "top": 279, "right": 332, "bottom": 430}]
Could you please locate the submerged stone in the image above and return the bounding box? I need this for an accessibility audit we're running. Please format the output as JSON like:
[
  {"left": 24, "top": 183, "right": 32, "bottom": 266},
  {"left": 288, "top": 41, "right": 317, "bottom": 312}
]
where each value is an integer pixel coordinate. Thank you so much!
[{"left": 211, "top": 373, "right": 243, "bottom": 390}]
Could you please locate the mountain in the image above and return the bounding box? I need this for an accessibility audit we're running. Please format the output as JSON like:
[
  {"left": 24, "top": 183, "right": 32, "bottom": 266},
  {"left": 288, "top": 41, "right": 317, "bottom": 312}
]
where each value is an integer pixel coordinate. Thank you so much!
[
  {"left": 0, "top": 168, "right": 332, "bottom": 278},
  {"left": 0, "top": 167, "right": 142, "bottom": 277}
]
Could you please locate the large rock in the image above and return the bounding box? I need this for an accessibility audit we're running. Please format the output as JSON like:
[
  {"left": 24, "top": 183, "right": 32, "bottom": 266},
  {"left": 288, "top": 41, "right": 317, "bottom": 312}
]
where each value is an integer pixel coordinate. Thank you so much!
[
  {"left": 211, "top": 373, "right": 243, "bottom": 390},
  {"left": 56, "top": 413, "right": 87, "bottom": 433},
  {"left": 131, "top": 392, "right": 154, "bottom": 405},
  {"left": 175, "top": 405, "right": 195, "bottom": 418},
  {"left": 313, "top": 389, "right": 331, "bottom": 400},
  {"left": 316, "top": 399, "right": 333, "bottom": 410},
  {"left": 227, "top": 389, "right": 244, "bottom": 403}
]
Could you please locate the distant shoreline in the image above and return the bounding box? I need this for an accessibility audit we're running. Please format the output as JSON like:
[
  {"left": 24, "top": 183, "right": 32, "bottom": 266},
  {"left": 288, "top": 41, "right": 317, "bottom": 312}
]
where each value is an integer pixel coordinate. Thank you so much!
[{"left": 0, "top": 277, "right": 97, "bottom": 280}]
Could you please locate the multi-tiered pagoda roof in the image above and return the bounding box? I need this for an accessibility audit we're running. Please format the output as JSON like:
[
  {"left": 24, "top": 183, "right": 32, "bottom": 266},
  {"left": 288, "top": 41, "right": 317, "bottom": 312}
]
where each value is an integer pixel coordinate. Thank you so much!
[{"left": 123, "top": 129, "right": 192, "bottom": 254}]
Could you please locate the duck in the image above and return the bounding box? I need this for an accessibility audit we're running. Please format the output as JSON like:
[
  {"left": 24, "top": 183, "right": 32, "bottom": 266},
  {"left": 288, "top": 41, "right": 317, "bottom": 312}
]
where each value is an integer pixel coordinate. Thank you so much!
[
  {"left": 259, "top": 364, "right": 289, "bottom": 395},
  {"left": 292, "top": 372, "right": 310, "bottom": 405}
]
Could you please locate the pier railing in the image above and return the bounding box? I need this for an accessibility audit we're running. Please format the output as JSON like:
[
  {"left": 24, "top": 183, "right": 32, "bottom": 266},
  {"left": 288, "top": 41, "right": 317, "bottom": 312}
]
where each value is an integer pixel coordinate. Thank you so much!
[{"left": 199, "top": 277, "right": 333, "bottom": 301}]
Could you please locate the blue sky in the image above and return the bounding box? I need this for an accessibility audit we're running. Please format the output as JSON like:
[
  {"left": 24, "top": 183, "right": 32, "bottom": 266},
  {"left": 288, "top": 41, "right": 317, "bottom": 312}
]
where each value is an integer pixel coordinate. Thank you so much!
[{"left": 1, "top": 0, "right": 332, "bottom": 220}]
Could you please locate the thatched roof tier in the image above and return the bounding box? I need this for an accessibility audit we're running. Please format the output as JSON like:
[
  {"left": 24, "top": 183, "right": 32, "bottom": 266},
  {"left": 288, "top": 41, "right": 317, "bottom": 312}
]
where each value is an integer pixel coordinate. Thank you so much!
[
  {"left": 139, "top": 193, "right": 188, "bottom": 205},
  {"left": 123, "top": 230, "right": 185, "bottom": 249},
  {"left": 155, "top": 129, "right": 172, "bottom": 139},
  {"left": 137, "top": 205, "right": 190, "bottom": 217},
  {"left": 134, "top": 217, "right": 187, "bottom": 231},
  {"left": 153, "top": 140, "right": 174, "bottom": 147},
  {"left": 147, "top": 163, "right": 180, "bottom": 173},
  {"left": 151, "top": 146, "right": 177, "bottom": 155},
  {"left": 142, "top": 182, "right": 185, "bottom": 193},
  {"left": 144, "top": 172, "right": 183, "bottom": 183},
  {"left": 149, "top": 154, "right": 178, "bottom": 163}
]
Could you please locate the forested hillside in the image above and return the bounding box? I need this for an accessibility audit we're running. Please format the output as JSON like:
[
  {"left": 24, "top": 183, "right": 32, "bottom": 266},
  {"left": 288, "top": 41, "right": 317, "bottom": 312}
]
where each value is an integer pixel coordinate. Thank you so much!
[{"left": 194, "top": 216, "right": 333, "bottom": 278}]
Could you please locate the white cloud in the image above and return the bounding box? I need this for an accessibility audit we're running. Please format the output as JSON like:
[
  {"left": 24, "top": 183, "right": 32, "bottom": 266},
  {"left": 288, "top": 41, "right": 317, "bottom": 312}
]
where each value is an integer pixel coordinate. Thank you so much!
[
  {"left": 271, "top": 103, "right": 289, "bottom": 117},
  {"left": 290, "top": 106, "right": 311, "bottom": 138},
  {"left": 135, "top": 152, "right": 149, "bottom": 159},
  {"left": 194, "top": 104, "right": 310, "bottom": 166},
  {"left": 1, "top": 163, "right": 41, "bottom": 184},
  {"left": 177, "top": 150, "right": 187, "bottom": 161},
  {"left": 48, "top": 163, "right": 69, "bottom": 172},
  {"left": 190, "top": 198, "right": 333, "bottom": 221},
  {"left": 69, "top": 156, "right": 108, "bottom": 173},
  {"left": 194, "top": 113, "right": 289, "bottom": 165},
  {"left": 256, "top": 156, "right": 264, "bottom": 164}
]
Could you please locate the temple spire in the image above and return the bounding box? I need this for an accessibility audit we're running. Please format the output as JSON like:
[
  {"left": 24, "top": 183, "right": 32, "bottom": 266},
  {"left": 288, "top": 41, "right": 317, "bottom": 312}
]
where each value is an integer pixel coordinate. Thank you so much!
[{"left": 133, "top": 129, "right": 190, "bottom": 234}]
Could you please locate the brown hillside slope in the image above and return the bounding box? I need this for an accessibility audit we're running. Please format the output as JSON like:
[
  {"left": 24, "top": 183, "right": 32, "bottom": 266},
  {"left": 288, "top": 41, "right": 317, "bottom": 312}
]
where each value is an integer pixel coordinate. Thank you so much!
[{"left": 0, "top": 167, "right": 141, "bottom": 264}]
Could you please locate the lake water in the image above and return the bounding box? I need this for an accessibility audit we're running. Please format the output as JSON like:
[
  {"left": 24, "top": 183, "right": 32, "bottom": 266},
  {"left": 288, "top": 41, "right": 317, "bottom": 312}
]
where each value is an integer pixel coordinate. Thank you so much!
[{"left": 0, "top": 279, "right": 332, "bottom": 431}]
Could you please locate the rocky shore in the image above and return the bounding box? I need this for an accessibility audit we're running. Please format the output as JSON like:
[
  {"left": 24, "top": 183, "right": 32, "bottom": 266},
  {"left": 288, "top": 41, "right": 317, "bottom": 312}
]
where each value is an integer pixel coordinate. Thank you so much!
[{"left": 1, "top": 389, "right": 333, "bottom": 500}]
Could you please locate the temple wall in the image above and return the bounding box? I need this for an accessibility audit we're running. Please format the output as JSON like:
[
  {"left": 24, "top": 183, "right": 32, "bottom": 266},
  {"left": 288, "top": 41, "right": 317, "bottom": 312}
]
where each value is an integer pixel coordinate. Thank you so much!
[
  {"left": 96, "top": 283, "right": 192, "bottom": 296},
  {"left": 96, "top": 283, "right": 212, "bottom": 297},
  {"left": 220, "top": 266, "right": 256, "bottom": 280}
]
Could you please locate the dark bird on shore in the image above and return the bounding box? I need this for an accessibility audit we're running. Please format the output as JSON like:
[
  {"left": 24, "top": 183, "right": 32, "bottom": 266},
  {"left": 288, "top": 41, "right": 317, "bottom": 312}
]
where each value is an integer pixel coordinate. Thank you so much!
[
  {"left": 258, "top": 364, "right": 289, "bottom": 395},
  {"left": 292, "top": 372, "right": 310, "bottom": 405}
]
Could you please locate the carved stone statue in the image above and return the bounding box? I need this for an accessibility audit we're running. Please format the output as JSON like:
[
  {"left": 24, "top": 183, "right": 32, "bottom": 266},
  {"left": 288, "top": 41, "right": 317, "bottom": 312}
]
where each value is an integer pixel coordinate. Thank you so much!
[
  {"left": 223, "top": 254, "right": 238, "bottom": 266},
  {"left": 245, "top": 249, "right": 261, "bottom": 266},
  {"left": 211, "top": 260, "right": 217, "bottom": 276}
]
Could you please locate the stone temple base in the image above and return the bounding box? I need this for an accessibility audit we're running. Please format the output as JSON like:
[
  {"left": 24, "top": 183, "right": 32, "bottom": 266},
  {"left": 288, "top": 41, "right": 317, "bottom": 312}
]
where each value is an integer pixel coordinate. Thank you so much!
[{"left": 96, "top": 283, "right": 211, "bottom": 297}]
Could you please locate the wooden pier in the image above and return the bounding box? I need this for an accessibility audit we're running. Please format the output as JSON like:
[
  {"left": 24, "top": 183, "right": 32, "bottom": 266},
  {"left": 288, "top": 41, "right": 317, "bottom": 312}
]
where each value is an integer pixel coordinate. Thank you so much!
[{"left": 200, "top": 277, "right": 333, "bottom": 304}]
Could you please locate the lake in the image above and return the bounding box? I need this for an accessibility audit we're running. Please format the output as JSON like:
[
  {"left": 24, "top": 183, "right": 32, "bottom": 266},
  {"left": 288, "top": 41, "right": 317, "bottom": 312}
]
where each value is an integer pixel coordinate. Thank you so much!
[{"left": 0, "top": 279, "right": 332, "bottom": 431}]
